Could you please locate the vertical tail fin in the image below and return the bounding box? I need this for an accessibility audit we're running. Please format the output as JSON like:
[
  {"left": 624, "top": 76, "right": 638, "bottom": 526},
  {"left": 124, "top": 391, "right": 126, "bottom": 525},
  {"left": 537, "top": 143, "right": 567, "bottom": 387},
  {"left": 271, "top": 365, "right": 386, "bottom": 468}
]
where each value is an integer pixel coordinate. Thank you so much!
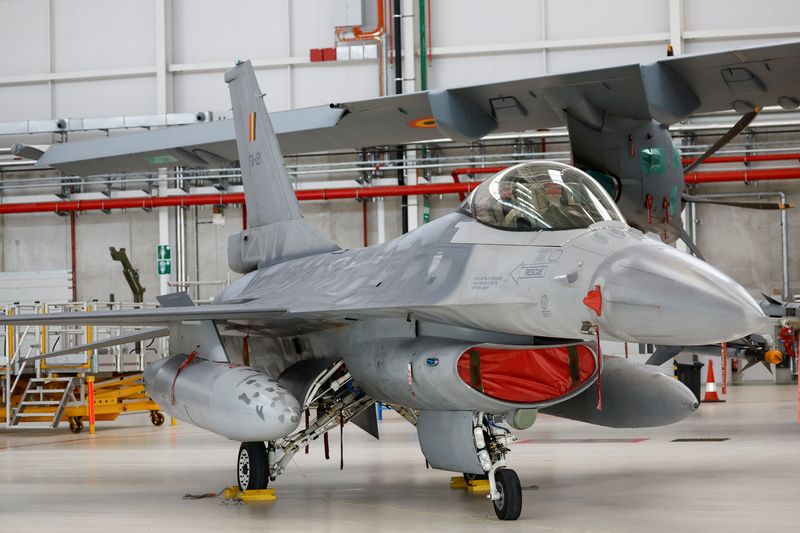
[
  {"left": 224, "top": 61, "right": 338, "bottom": 272},
  {"left": 225, "top": 61, "right": 301, "bottom": 227}
]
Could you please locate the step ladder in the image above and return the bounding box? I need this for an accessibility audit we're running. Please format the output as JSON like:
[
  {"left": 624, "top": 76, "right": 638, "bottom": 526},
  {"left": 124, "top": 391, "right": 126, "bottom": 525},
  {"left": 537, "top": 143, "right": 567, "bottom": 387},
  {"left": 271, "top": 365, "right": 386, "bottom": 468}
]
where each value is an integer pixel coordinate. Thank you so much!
[{"left": 11, "top": 377, "right": 78, "bottom": 429}]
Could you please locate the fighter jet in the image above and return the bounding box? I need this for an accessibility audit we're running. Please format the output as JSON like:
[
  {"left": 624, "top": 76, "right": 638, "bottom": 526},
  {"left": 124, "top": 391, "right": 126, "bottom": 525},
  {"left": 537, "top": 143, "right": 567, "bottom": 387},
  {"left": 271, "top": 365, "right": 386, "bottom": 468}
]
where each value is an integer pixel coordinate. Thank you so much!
[
  {"left": 15, "top": 41, "right": 800, "bottom": 249},
  {"left": 0, "top": 61, "right": 768, "bottom": 521}
]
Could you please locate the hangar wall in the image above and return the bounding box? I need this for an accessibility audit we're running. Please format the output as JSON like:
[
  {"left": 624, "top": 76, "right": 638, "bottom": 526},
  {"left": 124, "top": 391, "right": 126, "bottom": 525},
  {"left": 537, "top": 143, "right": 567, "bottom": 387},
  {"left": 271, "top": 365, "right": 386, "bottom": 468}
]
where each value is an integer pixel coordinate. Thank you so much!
[
  {"left": 3, "top": 0, "right": 800, "bottom": 120},
  {"left": 1, "top": 0, "right": 800, "bottom": 302}
]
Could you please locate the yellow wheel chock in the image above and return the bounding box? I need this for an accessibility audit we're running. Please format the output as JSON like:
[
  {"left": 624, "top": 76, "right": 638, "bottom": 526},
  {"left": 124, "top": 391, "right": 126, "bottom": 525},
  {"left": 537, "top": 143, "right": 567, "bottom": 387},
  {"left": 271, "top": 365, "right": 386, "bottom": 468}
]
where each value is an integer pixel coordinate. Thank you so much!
[
  {"left": 223, "top": 485, "right": 277, "bottom": 502},
  {"left": 450, "top": 476, "right": 490, "bottom": 494}
]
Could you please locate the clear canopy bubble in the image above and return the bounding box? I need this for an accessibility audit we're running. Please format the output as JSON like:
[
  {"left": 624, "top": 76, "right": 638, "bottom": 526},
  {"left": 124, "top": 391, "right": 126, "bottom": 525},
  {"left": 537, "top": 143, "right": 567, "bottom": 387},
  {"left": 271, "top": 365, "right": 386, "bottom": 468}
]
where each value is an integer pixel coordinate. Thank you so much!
[{"left": 461, "top": 162, "right": 625, "bottom": 231}]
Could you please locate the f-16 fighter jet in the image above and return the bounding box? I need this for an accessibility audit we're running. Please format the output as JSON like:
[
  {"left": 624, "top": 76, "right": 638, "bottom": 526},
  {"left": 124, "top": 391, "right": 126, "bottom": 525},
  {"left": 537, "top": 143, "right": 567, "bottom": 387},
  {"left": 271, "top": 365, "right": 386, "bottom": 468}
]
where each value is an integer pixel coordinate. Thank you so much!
[{"left": 0, "top": 61, "right": 767, "bottom": 521}]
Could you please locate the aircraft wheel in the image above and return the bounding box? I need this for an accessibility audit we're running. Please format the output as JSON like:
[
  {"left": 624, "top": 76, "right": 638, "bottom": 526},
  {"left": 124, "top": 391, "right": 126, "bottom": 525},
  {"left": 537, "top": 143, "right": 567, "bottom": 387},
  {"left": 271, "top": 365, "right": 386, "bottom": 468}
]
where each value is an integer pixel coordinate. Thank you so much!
[
  {"left": 237, "top": 442, "right": 269, "bottom": 491},
  {"left": 68, "top": 417, "right": 83, "bottom": 434},
  {"left": 150, "top": 410, "right": 165, "bottom": 426},
  {"left": 492, "top": 468, "right": 522, "bottom": 521}
]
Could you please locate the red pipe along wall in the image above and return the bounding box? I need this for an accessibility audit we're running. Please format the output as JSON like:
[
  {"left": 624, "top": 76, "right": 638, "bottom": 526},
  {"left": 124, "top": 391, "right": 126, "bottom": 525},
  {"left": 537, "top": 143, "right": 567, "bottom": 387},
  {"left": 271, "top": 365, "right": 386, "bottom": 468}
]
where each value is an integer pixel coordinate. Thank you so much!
[{"left": 2, "top": 162, "right": 800, "bottom": 215}]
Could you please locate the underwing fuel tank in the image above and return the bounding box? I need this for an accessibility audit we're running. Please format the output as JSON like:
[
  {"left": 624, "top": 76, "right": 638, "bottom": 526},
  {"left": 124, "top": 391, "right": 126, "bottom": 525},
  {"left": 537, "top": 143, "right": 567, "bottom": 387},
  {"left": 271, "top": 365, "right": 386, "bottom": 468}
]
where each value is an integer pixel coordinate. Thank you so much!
[
  {"left": 541, "top": 356, "right": 699, "bottom": 427},
  {"left": 144, "top": 355, "right": 301, "bottom": 442}
]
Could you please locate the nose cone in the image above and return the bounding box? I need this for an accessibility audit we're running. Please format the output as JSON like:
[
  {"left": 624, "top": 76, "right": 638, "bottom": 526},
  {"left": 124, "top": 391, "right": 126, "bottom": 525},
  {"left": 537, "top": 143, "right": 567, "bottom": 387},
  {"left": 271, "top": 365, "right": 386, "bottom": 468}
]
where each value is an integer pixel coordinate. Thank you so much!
[{"left": 593, "top": 244, "right": 767, "bottom": 345}]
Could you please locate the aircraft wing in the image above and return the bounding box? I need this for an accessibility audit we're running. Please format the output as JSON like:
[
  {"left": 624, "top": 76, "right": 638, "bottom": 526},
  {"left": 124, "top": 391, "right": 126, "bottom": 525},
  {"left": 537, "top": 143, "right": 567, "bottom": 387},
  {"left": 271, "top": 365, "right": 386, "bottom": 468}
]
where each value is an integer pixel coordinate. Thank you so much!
[
  {"left": 0, "top": 303, "right": 410, "bottom": 336},
  {"left": 28, "top": 40, "right": 800, "bottom": 176},
  {"left": 0, "top": 305, "right": 286, "bottom": 326}
]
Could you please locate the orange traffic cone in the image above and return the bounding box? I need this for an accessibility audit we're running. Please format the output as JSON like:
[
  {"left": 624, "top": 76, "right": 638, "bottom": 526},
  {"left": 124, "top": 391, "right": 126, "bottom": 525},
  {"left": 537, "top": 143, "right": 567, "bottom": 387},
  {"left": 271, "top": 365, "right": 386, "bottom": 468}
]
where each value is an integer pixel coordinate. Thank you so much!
[{"left": 702, "top": 359, "right": 725, "bottom": 403}]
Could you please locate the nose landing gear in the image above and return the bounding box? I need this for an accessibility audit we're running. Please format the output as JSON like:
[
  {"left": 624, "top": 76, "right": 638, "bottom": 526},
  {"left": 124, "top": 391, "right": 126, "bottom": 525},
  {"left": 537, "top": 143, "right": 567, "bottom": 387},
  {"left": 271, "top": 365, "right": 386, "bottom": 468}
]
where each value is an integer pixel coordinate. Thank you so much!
[
  {"left": 491, "top": 467, "right": 522, "bottom": 520},
  {"left": 474, "top": 413, "right": 522, "bottom": 520}
]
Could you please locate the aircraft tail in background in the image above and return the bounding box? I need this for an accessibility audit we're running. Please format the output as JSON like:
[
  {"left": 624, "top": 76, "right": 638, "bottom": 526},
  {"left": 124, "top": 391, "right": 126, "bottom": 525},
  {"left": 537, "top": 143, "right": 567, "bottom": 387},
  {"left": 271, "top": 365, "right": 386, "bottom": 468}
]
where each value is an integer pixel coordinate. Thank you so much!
[{"left": 225, "top": 61, "right": 338, "bottom": 273}]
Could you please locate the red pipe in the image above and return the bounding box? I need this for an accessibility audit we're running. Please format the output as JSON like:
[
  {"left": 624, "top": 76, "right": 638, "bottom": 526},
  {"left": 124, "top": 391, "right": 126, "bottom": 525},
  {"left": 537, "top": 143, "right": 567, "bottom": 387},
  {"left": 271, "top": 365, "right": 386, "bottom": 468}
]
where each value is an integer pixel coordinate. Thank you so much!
[
  {"left": 450, "top": 167, "right": 507, "bottom": 181},
  {"left": 450, "top": 166, "right": 508, "bottom": 201},
  {"left": 336, "top": 0, "right": 385, "bottom": 41},
  {"left": 335, "top": 0, "right": 386, "bottom": 94},
  {"left": 3, "top": 165, "right": 800, "bottom": 215},
  {"left": 387, "top": 0, "right": 393, "bottom": 65},
  {"left": 684, "top": 168, "right": 800, "bottom": 184},
  {"left": 297, "top": 182, "right": 479, "bottom": 200},
  {"left": 682, "top": 153, "right": 800, "bottom": 166},
  {"left": 0, "top": 182, "right": 482, "bottom": 215},
  {"left": 87, "top": 375, "right": 96, "bottom": 434},
  {"left": 451, "top": 163, "right": 800, "bottom": 186},
  {"left": 450, "top": 171, "right": 463, "bottom": 201}
]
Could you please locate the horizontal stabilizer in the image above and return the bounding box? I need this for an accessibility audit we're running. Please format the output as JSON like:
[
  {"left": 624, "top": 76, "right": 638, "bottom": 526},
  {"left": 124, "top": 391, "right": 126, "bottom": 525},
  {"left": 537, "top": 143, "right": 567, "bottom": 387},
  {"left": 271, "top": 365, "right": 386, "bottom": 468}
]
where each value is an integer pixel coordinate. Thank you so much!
[
  {"left": 11, "top": 143, "right": 45, "bottom": 161},
  {"left": 22, "top": 327, "right": 168, "bottom": 362}
]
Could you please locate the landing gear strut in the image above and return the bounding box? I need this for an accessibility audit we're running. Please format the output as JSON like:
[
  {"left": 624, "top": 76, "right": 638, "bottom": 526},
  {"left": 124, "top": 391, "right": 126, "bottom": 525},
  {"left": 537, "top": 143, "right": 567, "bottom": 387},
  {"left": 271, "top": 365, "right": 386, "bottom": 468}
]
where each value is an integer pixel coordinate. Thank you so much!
[
  {"left": 473, "top": 413, "right": 522, "bottom": 520},
  {"left": 233, "top": 361, "right": 374, "bottom": 494}
]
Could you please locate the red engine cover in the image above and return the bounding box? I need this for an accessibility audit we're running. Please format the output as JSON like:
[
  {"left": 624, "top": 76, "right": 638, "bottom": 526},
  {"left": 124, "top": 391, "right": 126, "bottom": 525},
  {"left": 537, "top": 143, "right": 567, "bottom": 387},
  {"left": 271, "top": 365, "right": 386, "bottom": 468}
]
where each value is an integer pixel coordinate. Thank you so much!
[{"left": 457, "top": 344, "right": 596, "bottom": 403}]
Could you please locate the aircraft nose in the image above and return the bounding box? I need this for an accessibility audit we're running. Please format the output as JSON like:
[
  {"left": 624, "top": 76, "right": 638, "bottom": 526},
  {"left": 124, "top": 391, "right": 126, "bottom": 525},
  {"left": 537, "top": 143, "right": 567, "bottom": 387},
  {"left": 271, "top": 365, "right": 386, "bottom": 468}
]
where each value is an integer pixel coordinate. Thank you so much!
[{"left": 592, "top": 243, "right": 767, "bottom": 345}]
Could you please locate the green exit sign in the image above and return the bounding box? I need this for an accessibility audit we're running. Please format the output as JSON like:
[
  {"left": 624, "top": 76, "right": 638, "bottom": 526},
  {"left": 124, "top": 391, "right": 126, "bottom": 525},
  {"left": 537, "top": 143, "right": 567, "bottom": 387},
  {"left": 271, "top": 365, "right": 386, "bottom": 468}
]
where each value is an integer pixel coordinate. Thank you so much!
[
  {"left": 157, "top": 245, "right": 171, "bottom": 275},
  {"left": 158, "top": 259, "right": 171, "bottom": 275},
  {"left": 158, "top": 244, "right": 171, "bottom": 260}
]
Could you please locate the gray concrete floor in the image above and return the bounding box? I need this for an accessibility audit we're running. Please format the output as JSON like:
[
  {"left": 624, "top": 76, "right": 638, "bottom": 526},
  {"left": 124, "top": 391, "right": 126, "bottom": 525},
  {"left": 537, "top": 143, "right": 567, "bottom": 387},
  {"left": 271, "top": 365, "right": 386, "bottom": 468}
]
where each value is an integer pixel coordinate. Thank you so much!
[{"left": 1, "top": 383, "right": 798, "bottom": 532}]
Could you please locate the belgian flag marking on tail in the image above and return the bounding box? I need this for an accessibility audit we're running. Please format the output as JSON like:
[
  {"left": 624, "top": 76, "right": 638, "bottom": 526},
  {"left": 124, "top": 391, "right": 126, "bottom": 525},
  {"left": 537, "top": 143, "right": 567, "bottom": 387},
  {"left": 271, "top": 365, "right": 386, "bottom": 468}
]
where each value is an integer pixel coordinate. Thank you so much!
[{"left": 248, "top": 112, "right": 256, "bottom": 143}]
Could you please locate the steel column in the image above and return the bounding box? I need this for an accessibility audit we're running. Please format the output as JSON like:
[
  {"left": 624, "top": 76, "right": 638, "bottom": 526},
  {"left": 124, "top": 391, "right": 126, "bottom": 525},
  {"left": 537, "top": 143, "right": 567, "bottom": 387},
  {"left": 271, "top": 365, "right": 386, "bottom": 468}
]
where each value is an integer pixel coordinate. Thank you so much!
[
  {"left": 158, "top": 171, "right": 170, "bottom": 295},
  {"left": 70, "top": 212, "right": 77, "bottom": 301}
]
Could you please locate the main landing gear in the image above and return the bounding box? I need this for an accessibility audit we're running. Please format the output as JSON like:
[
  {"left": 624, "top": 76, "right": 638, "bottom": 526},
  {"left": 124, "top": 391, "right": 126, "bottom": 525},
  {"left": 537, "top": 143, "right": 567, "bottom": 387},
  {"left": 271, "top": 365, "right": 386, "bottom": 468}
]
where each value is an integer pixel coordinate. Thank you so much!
[
  {"left": 237, "top": 442, "right": 269, "bottom": 491},
  {"left": 235, "top": 360, "right": 375, "bottom": 493}
]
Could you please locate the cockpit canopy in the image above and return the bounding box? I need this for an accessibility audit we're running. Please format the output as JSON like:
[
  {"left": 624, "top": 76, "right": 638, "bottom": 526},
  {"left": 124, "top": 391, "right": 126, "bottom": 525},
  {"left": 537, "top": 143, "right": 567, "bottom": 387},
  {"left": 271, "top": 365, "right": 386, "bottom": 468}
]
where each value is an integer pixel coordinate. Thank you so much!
[{"left": 461, "top": 162, "right": 624, "bottom": 231}]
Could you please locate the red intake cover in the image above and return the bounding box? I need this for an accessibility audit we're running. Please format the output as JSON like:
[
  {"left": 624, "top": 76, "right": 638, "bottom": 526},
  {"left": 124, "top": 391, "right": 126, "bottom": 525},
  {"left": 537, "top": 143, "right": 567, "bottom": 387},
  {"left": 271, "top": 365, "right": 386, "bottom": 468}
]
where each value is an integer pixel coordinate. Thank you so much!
[{"left": 457, "top": 344, "right": 596, "bottom": 404}]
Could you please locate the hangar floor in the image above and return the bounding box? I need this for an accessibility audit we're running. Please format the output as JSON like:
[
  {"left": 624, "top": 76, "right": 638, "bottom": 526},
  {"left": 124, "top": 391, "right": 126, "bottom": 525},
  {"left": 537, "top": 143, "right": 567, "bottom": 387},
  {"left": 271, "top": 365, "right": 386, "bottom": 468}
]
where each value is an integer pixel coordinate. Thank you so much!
[{"left": 0, "top": 383, "right": 796, "bottom": 533}]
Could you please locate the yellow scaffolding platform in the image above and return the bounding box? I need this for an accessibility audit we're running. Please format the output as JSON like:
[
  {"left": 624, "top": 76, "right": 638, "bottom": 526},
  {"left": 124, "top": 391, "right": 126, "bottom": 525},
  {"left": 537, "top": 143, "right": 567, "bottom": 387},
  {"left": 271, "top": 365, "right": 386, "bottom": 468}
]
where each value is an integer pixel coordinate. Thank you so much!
[{"left": 1, "top": 373, "right": 164, "bottom": 432}]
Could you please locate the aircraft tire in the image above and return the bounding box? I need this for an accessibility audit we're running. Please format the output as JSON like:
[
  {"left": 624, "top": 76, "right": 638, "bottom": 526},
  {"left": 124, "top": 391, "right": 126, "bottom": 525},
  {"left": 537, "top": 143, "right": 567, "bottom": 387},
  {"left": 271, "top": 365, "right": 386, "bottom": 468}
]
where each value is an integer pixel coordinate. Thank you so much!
[
  {"left": 492, "top": 468, "right": 522, "bottom": 521},
  {"left": 237, "top": 442, "right": 269, "bottom": 491}
]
